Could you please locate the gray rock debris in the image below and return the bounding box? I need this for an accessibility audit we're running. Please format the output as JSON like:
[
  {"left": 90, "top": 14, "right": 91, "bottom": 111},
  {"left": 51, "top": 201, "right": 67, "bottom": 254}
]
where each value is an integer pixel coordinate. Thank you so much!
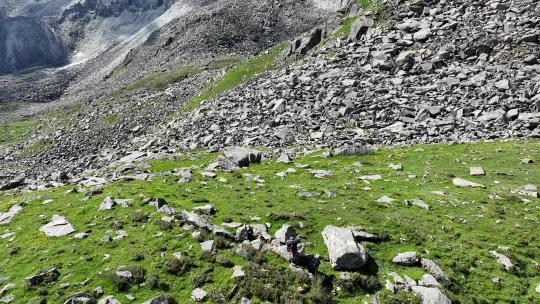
[{"left": 322, "top": 225, "right": 368, "bottom": 271}]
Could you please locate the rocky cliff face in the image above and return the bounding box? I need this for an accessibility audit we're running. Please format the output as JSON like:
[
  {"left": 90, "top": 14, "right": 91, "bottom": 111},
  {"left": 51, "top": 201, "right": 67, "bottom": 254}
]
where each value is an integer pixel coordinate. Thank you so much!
[{"left": 0, "top": 17, "right": 67, "bottom": 74}]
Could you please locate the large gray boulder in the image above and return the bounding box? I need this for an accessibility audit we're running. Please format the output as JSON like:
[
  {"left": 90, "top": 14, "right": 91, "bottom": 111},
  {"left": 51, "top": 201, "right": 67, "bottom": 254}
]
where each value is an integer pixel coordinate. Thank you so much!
[
  {"left": 322, "top": 225, "right": 368, "bottom": 270},
  {"left": 223, "top": 147, "right": 261, "bottom": 168}
]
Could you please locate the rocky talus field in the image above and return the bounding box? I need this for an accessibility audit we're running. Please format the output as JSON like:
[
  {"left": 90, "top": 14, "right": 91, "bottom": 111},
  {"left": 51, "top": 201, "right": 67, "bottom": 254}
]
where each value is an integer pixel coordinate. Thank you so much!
[{"left": 0, "top": 0, "right": 539, "bottom": 304}]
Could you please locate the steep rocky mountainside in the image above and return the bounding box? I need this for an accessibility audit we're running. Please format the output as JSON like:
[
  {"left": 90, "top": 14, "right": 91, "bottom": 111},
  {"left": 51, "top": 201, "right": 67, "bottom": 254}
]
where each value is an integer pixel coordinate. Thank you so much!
[
  {"left": 165, "top": 0, "right": 540, "bottom": 150},
  {"left": 0, "top": 0, "right": 335, "bottom": 180},
  {"left": 1, "top": 0, "right": 539, "bottom": 184}
]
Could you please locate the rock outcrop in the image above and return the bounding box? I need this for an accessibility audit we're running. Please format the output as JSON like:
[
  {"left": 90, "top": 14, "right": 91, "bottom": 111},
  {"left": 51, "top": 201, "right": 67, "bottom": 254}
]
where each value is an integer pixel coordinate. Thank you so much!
[{"left": 0, "top": 17, "right": 67, "bottom": 74}]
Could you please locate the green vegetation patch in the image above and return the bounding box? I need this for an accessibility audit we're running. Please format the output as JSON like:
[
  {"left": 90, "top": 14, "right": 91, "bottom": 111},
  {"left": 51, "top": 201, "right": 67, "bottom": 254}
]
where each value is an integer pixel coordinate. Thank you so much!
[
  {"left": 180, "top": 44, "right": 287, "bottom": 113},
  {"left": 0, "top": 140, "right": 539, "bottom": 303}
]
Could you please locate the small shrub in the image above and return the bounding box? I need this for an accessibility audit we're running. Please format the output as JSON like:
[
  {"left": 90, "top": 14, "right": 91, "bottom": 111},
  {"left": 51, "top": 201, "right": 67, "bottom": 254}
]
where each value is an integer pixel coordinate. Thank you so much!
[
  {"left": 309, "top": 274, "right": 334, "bottom": 304},
  {"left": 108, "top": 266, "right": 146, "bottom": 291},
  {"left": 110, "top": 218, "right": 123, "bottom": 230},
  {"left": 148, "top": 274, "right": 170, "bottom": 291},
  {"left": 132, "top": 212, "right": 149, "bottom": 223},
  {"left": 237, "top": 263, "right": 310, "bottom": 303},
  {"left": 201, "top": 251, "right": 216, "bottom": 263},
  {"left": 208, "top": 289, "right": 226, "bottom": 304},
  {"left": 164, "top": 257, "right": 193, "bottom": 275},
  {"left": 339, "top": 273, "right": 380, "bottom": 294},
  {"left": 213, "top": 235, "right": 230, "bottom": 249},
  {"left": 216, "top": 255, "right": 234, "bottom": 268},
  {"left": 27, "top": 298, "right": 46, "bottom": 304},
  {"left": 192, "top": 268, "right": 213, "bottom": 287},
  {"left": 8, "top": 246, "right": 19, "bottom": 255},
  {"left": 132, "top": 252, "right": 145, "bottom": 261},
  {"left": 155, "top": 219, "right": 174, "bottom": 231}
]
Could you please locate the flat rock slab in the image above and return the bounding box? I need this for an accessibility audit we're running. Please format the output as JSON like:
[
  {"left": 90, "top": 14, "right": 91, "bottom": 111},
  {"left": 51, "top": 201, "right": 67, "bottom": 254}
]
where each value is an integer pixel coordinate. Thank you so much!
[
  {"left": 452, "top": 178, "right": 485, "bottom": 188},
  {"left": 469, "top": 167, "right": 486, "bottom": 176},
  {"left": 392, "top": 251, "right": 420, "bottom": 266},
  {"left": 39, "top": 215, "right": 75, "bottom": 237},
  {"left": 358, "top": 175, "right": 382, "bottom": 180},
  {"left": 118, "top": 151, "right": 146, "bottom": 164},
  {"left": 0, "top": 205, "right": 23, "bottom": 225},
  {"left": 322, "top": 225, "right": 368, "bottom": 271},
  {"left": 411, "top": 286, "right": 451, "bottom": 304}
]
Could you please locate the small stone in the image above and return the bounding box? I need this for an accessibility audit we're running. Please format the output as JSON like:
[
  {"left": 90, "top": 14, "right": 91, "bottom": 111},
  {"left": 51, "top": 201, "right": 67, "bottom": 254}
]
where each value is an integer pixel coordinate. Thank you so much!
[
  {"left": 201, "top": 172, "right": 217, "bottom": 178},
  {"left": 388, "top": 163, "right": 403, "bottom": 171},
  {"left": 377, "top": 196, "right": 394, "bottom": 203},
  {"left": 99, "top": 197, "right": 116, "bottom": 211},
  {"left": 418, "top": 274, "right": 441, "bottom": 288},
  {"left": 277, "top": 153, "right": 292, "bottom": 164},
  {"left": 469, "top": 167, "right": 486, "bottom": 176},
  {"left": 392, "top": 251, "right": 420, "bottom": 266},
  {"left": 412, "top": 198, "right": 429, "bottom": 210},
  {"left": 191, "top": 288, "right": 208, "bottom": 302},
  {"left": 231, "top": 266, "right": 245, "bottom": 279},
  {"left": 200, "top": 240, "right": 215, "bottom": 254},
  {"left": 490, "top": 250, "right": 513, "bottom": 270},
  {"left": 74, "top": 233, "right": 89, "bottom": 239},
  {"left": 495, "top": 79, "right": 510, "bottom": 90}
]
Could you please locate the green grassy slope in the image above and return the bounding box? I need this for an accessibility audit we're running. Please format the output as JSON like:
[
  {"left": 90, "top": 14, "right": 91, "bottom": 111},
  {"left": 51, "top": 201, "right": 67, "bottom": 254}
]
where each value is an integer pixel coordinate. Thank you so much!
[{"left": 1, "top": 140, "right": 539, "bottom": 303}]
